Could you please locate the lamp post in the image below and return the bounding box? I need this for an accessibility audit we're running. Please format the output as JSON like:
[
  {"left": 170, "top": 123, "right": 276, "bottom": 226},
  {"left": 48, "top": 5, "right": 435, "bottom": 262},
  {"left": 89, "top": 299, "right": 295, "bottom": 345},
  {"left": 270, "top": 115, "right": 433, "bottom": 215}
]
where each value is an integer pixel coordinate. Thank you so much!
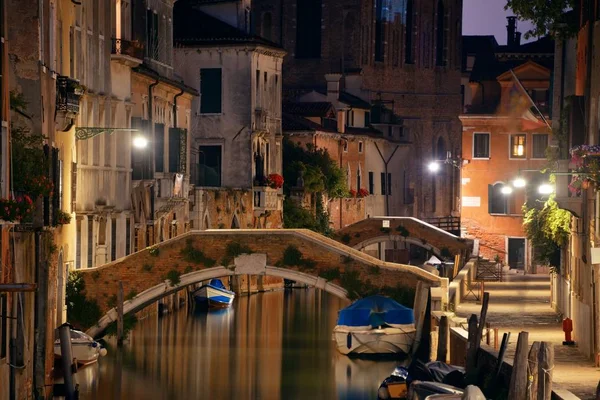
[
  {"left": 503, "top": 169, "right": 592, "bottom": 195},
  {"left": 427, "top": 154, "right": 462, "bottom": 217}
]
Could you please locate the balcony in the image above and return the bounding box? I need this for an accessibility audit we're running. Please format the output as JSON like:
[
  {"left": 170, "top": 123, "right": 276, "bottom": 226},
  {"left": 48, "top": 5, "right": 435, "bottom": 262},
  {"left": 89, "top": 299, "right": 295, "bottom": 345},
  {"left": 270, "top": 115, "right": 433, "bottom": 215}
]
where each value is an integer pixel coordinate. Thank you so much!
[
  {"left": 111, "top": 38, "right": 144, "bottom": 66},
  {"left": 554, "top": 160, "right": 584, "bottom": 217},
  {"left": 253, "top": 186, "right": 280, "bottom": 213},
  {"left": 56, "top": 76, "right": 82, "bottom": 115}
]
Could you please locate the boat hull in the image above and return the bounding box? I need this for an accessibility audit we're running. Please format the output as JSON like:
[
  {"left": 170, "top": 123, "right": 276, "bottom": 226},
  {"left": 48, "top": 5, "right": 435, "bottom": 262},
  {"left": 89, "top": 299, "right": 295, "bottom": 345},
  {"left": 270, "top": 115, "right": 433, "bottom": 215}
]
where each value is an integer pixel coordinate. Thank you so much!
[
  {"left": 333, "top": 325, "right": 416, "bottom": 356},
  {"left": 194, "top": 285, "right": 234, "bottom": 308}
]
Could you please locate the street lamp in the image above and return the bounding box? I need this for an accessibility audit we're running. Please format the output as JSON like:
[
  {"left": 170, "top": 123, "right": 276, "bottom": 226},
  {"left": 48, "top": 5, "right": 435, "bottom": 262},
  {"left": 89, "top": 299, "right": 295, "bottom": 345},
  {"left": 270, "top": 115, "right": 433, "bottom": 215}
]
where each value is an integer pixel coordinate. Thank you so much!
[
  {"left": 538, "top": 183, "right": 554, "bottom": 195},
  {"left": 501, "top": 186, "right": 513, "bottom": 195},
  {"left": 133, "top": 135, "right": 149, "bottom": 149},
  {"left": 428, "top": 161, "right": 441, "bottom": 173},
  {"left": 512, "top": 177, "right": 527, "bottom": 188}
]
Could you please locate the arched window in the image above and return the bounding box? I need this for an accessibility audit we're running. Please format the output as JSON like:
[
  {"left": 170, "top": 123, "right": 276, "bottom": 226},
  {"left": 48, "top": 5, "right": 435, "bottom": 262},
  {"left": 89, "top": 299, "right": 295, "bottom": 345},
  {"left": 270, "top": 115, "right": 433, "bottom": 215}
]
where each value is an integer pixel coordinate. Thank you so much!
[
  {"left": 436, "top": 137, "right": 446, "bottom": 160},
  {"left": 435, "top": 0, "right": 447, "bottom": 66},
  {"left": 375, "top": 0, "right": 385, "bottom": 62},
  {"left": 404, "top": 0, "right": 413, "bottom": 64},
  {"left": 488, "top": 182, "right": 508, "bottom": 214},
  {"left": 261, "top": 12, "right": 272, "bottom": 42}
]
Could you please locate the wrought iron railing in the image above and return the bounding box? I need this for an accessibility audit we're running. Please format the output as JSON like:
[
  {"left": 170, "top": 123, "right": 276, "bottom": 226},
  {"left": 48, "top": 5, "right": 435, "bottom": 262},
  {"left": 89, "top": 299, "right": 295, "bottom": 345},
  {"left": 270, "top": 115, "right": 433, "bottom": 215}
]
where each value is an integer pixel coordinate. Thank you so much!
[
  {"left": 56, "top": 75, "right": 82, "bottom": 115},
  {"left": 111, "top": 38, "right": 144, "bottom": 60},
  {"left": 423, "top": 216, "right": 461, "bottom": 235}
]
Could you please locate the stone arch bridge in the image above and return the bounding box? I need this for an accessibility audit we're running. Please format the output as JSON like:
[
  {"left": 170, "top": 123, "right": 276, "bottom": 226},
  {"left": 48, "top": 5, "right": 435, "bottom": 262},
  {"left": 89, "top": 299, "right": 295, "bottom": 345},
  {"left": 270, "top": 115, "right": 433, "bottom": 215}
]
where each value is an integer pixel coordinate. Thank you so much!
[
  {"left": 79, "top": 229, "right": 446, "bottom": 337},
  {"left": 335, "top": 217, "right": 472, "bottom": 260}
]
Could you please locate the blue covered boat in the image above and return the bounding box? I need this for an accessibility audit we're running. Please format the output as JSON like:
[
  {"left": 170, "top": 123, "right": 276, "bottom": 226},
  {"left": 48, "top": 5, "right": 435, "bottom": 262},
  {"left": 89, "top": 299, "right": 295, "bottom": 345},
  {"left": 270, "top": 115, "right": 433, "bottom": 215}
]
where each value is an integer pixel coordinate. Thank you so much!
[
  {"left": 333, "top": 296, "right": 416, "bottom": 356},
  {"left": 193, "top": 279, "right": 235, "bottom": 308}
]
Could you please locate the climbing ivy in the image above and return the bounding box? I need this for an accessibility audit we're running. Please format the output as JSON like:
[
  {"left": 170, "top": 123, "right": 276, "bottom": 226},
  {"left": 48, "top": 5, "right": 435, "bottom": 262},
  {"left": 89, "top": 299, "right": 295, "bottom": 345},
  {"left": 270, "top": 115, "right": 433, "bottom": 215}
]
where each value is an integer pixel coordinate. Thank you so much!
[
  {"left": 522, "top": 196, "right": 571, "bottom": 269},
  {"left": 221, "top": 241, "right": 254, "bottom": 266},
  {"left": 66, "top": 272, "right": 102, "bottom": 331}
]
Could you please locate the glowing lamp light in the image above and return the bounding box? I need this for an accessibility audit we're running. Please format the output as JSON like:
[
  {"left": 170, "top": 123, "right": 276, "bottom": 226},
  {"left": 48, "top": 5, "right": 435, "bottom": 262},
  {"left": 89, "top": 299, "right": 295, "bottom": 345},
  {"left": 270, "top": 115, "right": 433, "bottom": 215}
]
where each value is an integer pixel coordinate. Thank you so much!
[
  {"left": 517, "top": 144, "right": 524, "bottom": 156},
  {"left": 512, "top": 177, "right": 527, "bottom": 188},
  {"left": 133, "top": 136, "right": 149, "bottom": 149},
  {"left": 501, "top": 186, "right": 513, "bottom": 195},
  {"left": 538, "top": 183, "right": 554, "bottom": 195},
  {"left": 428, "top": 162, "right": 440, "bottom": 173}
]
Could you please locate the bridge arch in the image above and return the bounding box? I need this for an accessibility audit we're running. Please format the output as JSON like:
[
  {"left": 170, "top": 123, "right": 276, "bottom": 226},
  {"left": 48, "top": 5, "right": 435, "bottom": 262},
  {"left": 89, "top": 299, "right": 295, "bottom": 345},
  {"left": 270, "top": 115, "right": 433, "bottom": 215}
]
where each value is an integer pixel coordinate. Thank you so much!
[
  {"left": 354, "top": 234, "right": 443, "bottom": 257},
  {"left": 86, "top": 263, "right": 348, "bottom": 338}
]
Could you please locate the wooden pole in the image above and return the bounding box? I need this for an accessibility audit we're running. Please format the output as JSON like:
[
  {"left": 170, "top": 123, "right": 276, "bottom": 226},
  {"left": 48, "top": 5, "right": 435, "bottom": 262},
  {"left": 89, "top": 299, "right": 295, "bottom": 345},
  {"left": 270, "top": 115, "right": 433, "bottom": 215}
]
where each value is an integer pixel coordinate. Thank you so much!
[
  {"left": 595, "top": 380, "right": 600, "bottom": 400},
  {"left": 476, "top": 292, "right": 490, "bottom": 345},
  {"left": 486, "top": 323, "right": 491, "bottom": 346},
  {"left": 117, "top": 281, "right": 124, "bottom": 346},
  {"left": 508, "top": 331, "right": 529, "bottom": 400},
  {"left": 411, "top": 282, "right": 428, "bottom": 357},
  {"left": 465, "top": 314, "right": 479, "bottom": 383},
  {"left": 494, "top": 328, "right": 499, "bottom": 350},
  {"left": 436, "top": 315, "right": 449, "bottom": 363},
  {"left": 537, "top": 341, "right": 554, "bottom": 400},
  {"left": 495, "top": 332, "right": 511, "bottom": 381},
  {"left": 527, "top": 341, "right": 540, "bottom": 400}
]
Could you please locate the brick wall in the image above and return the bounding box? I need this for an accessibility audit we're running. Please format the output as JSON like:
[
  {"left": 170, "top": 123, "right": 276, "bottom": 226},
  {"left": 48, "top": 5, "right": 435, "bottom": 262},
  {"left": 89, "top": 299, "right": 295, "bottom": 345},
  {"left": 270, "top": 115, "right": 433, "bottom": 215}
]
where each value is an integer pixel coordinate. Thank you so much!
[{"left": 79, "top": 230, "right": 442, "bottom": 317}]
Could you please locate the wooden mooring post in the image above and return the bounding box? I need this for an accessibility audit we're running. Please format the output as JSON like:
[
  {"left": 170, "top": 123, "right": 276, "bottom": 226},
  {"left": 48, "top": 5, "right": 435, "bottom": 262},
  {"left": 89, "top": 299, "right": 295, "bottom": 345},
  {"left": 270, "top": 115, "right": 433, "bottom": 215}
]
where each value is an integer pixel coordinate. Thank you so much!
[
  {"left": 527, "top": 341, "right": 540, "bottom": 400},
  {"left": 508, "top": 331, "right": 529, "bottom": 400},
  {"left": 465, "top": 314, "right": 479, "bottom": 383},
  {"left": 537, "top": 341, "right": 554, "bottom": 400}
]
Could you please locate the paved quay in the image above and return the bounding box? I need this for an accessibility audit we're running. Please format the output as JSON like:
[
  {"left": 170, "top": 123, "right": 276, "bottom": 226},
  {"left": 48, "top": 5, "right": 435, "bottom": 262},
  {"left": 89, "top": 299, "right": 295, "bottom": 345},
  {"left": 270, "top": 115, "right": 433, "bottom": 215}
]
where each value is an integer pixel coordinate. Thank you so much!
[{"left": 455, "top": 273, "right": 600, "bottom": 400}]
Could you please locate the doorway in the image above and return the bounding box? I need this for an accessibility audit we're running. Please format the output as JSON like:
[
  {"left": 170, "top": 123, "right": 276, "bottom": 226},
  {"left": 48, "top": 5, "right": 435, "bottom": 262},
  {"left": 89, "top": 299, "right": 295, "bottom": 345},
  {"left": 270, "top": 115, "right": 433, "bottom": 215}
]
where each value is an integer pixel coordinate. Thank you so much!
[{"left": 507, "top": 238, "right": 526, "bottom": 270}]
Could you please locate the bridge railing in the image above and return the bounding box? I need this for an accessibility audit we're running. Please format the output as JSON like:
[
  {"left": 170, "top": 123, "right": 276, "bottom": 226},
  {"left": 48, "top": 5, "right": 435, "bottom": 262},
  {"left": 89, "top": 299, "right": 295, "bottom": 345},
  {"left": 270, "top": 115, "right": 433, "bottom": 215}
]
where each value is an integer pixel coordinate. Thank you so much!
[{"left": 423, "top": 216, "right": 461, "bottom": 235}]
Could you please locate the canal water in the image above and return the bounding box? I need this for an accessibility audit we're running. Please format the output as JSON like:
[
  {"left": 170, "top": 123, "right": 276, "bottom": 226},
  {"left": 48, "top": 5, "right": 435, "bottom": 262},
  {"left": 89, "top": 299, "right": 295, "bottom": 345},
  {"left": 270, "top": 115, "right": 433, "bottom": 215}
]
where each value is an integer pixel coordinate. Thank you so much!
[{"left": 76, "top": 288, "right": 404, "bottom": 400}]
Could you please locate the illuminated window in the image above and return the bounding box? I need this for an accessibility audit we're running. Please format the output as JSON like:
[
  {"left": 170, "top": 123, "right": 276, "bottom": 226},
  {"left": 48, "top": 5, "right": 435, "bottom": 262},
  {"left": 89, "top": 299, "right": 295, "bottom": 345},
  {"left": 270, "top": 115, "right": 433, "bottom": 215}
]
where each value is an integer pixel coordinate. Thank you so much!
[{"left": 510, "top": 134, "right": 526, "bottom": 158}]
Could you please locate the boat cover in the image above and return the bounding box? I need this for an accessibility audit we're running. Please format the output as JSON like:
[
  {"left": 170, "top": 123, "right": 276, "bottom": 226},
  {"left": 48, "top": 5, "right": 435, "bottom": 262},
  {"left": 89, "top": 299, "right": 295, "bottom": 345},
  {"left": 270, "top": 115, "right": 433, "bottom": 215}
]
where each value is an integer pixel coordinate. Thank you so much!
[
  {"left": 209, "top": 279, "right": 227, "bottom": 289},
  {"left": 336, "top": 295, "right": 414, "bottom": 328}
]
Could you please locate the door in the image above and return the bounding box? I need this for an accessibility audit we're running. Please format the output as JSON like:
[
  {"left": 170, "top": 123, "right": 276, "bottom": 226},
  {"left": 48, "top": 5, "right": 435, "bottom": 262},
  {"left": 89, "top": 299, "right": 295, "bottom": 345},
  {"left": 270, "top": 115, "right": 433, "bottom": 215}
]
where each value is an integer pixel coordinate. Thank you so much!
[{"left": 508, "top": 238, "right": 526, "bottom": 270}]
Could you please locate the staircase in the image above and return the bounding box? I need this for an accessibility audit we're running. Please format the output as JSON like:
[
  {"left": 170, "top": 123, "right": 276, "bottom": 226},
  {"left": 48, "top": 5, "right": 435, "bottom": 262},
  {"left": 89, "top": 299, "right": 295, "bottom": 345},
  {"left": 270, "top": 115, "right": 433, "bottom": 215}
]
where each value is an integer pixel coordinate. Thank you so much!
[{"left": 475, "top": 257, "right": 503, "bottom": 282}]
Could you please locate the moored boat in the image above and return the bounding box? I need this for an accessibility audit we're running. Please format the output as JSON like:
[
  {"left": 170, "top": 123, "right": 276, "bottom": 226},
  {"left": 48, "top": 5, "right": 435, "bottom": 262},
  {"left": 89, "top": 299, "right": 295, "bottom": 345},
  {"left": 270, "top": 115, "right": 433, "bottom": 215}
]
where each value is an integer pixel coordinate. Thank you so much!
[
  {"left": 53, "top": 329, "right": 107, "bottom": 366},
  {"left": 193, "top": 279, "right": 235, "bottom": 308},
  {"left": 333, "top": 295, "right": 416, "bottom": 356}
]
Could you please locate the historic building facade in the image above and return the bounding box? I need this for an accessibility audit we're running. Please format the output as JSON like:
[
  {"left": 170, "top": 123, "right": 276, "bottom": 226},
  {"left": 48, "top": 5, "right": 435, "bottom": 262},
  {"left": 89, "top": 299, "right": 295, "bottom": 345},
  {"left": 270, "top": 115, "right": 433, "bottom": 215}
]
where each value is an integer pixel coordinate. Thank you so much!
[{"left": 252, "top": 0, "right": 463, "bottom": 220}]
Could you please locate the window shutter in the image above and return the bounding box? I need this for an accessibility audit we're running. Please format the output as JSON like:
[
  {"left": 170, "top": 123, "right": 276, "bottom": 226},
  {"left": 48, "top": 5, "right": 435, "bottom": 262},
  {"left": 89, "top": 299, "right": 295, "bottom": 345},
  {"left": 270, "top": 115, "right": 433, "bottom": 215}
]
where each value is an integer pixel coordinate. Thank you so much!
[
  {"left": 488, "top": 184, "right": 492, "bottom": 213},
  {"left": 71, "top": 162, "right": 77, "bottom": 213},
  {"left": 180, "top": 129, "right": 187, "bottom": 174},
  {"left": 155, "top": 123, "right": 165, "bottom": 173},
  {"left": 168, "top": 128, "right": 180, "bottom": 173},
  {"left": 381, "top": 172, "right": 386, "bottom": 195},
  {"left": 51, "top": 148, "right": 60, "bottom": 225}
]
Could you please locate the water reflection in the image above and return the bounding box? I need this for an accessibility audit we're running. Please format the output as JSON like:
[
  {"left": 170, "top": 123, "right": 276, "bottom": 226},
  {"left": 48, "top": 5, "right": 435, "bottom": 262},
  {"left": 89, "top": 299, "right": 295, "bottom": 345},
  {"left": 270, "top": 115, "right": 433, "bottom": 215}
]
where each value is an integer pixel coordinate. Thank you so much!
[{"left": 78, "top": 289, "right": 401, "bottom": 400}]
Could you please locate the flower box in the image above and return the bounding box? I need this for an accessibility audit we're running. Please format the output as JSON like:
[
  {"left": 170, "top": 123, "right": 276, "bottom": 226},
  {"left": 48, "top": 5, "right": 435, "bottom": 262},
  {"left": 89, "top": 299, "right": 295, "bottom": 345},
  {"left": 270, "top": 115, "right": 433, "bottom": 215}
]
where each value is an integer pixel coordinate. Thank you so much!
[{"left": 0, "top": 195, "right": 34, "bottom": 222}]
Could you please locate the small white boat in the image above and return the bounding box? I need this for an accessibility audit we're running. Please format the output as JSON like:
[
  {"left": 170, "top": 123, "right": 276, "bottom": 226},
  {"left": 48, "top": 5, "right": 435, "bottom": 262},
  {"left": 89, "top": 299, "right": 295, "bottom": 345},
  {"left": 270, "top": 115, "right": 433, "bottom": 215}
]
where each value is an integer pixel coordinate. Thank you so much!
[
  {"left": 333, "top": 296, "right": 416, "bottom": 356},
  {"left": 193, "top": 279, "right": 235, "bottom": 308},
  {"left": 54, "top": 329, "right": 107, "bottom": 365}
]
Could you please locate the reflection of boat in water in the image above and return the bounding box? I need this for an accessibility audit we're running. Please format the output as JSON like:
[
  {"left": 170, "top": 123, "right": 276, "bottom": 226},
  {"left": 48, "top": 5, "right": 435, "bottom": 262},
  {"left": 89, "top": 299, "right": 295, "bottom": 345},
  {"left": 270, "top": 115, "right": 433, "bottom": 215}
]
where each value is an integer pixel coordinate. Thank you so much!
[
  {"left": 54, "top": 329, "right": 107, "bottom": 366},
  {"left": 335, "top": 354, "right": 400, "bottom": 399},
  {"left": 193, "top": 279, "right": 235, "bottom": 308},
  {"left": 333, "top": 296, "right": 416, "bottom": 356}
]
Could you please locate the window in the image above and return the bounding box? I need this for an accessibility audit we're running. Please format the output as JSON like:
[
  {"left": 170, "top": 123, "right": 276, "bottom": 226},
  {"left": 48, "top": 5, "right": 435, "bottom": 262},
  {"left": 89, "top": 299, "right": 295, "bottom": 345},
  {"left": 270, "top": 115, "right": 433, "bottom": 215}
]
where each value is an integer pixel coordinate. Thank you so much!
[
  {"left": 387, "top": 173, "right": 392, "bottom": 195},
  {"left": 510, "top": 134, "right": 526, "bottom": 158},
  {"left": 261, "top": 12, "right": 273, "bottom": 41},
  {"left": 358, "top": 141, "right": 363, "bottom": 153},
  {"left": 488, "top": 183, "right": 508, "bottom": 214},
  {"left": 256, "top": 70, "right": 260, "bottom": 92},
  {"left": 435, "top": 0, "right": 446, "bottom": 66},
  {"left": 473, "top": 133, "right": 490, "bottom": 158},
  {"left": 295, "top": 0, "right": 322, "bottom": 58},
  {"left": 405, "top": 0, "right": 414, "bottom": 64},
  {"left": 76, "top": 218, "right": 81, "bottom": 269},
  {"left": 532, "top": 134, "right": 548, "bottom": 159},
  {"left": 200, "top": 68, "right": 222, "bottom": 114},
  {"left": 146, "top": 10, "right": 159, "bottom": 59},
  {"left": 198, "top": 145, "right": 222, "bottom": 187},
  {"left": 126, "top": 218, "right": 131, "bottom": 256},
  {"left": 375, "top": 0, "right": 385, "bottom": 61},
  {"left": 169, "top": 128, "right": 185, "bottom": 173},
  {"left": 155, "top": 123, "right": 165, "bottom": 172},
  {"left": 111, "top": 218, "right": 117, "bottom": 261},
  {"left": 357, "top": 169, "right": 361, "bottom": 191},
  {"left": 369, "top": 172, "right": 374, "bottom": 194},
  {"left": 381, "top": 172, "right": 386, "bottom": 195},
  {"left": 87, "top": 216, "right": 93, "bottom": 268},
  {"left": 264, "top": 71, "right": 267, "bottom": 91}
]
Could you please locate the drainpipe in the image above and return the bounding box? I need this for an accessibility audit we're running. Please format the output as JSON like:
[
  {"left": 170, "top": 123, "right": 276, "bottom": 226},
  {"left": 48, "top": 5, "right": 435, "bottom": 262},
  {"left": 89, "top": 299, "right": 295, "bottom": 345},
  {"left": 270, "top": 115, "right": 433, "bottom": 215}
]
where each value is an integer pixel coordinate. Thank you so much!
[
  {"left": 173, "top": 88, "right": 184, "bottom": 128},
  {"left": 374, "top": 142, "right": 399, "bottom": 216}
]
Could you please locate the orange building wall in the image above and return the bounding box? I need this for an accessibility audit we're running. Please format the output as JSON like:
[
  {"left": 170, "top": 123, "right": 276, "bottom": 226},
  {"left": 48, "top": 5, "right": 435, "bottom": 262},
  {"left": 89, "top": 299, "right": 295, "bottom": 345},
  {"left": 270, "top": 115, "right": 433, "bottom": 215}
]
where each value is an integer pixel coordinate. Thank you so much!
[{"left": 460, "top": 118, "right": 549, "bottom": 260}]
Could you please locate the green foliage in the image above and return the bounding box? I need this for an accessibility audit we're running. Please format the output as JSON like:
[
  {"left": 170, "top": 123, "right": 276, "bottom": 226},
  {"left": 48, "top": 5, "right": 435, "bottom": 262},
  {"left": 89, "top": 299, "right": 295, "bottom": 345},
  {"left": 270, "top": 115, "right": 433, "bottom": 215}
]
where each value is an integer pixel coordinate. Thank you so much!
[
  {"left": 369, "top": 265, "right": 381, "bottom": 275},
  {"left": 279, "top": 245, "right": 316, "bottom": 270},
  {"left": 66, "top": 272, "right": 102, "bottom": 330},
  {"left": 319, "top": 268, "right": 341, "bottom": 281},
  {"left": 341, "top": 233, "right": 351, "bottom": 244},
  {"left": 506, "top": 0, "right": 578, "bottom": 39},
  {"left": 91, "top": 271, "right": 100, "bottom": 282},
  {"left": 126, "top": 290, "right": 138, "bottom": 301},
  {"left": 11, "top": 125, "right": 49, "bottom": 193},
  {"left": 523, "top": 196, "right": 570, "bottom": 268},
  {"left": 283, "top": 138, "right": 347, "bottom": 198},
  {"left": 336, "top": 267, "right": 415, "bottom": 306},
  {"left": 181, "top": 239, "right": 216, "bottom": 267},
  {"left": 354, "top": 233, "right": 361, "bottom": 238},
  {"left": 106, "top": 294, "right": 117, "bottom": 308},
  {"left": 380, "top": 227, "right": 391, "bottom": 234},
  {"left": 141, "top": 263, "right": 153, "bottom": 272},
  {"left": 183, "top": 266, "right": 193, "bottom": 274},
  {"left": 342, "top": 255, "right": 353, "bottom": 264},
  {"left": 148, "top": 247, "right": 159, "bottom": 257},
  {"left": 166, "top": 270, "right": 181, "bottom": 286},
  {"left": 9, "top": 90, "right": 28, "bottom": 114},
  {"left": 105, "top": 314, "right": 138, "bottom": 338},
  {"left": 283, "top": 197, "right": 332, "bottom": 236},
  {"left": 395, "top": 225, "right": 410, "bottom": 237},
  {"left": 221, "top": 241, "right": 254, "bottom": 266}
]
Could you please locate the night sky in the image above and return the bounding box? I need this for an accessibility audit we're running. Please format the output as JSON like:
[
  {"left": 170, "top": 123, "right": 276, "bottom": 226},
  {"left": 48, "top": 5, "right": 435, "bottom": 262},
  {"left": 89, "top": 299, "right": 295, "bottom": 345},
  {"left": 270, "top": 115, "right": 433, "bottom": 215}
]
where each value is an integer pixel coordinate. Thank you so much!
[{"left": 463, "top": 0, "right": 537, "bottom": 44}]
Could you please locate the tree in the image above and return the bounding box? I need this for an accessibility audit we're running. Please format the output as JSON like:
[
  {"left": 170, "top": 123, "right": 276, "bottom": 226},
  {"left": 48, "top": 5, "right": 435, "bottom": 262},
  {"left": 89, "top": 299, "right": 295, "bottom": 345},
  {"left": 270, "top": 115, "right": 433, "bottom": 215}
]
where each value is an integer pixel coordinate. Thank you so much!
[{"left": 505, "top": 0, "right": 578, "bottom": 39}]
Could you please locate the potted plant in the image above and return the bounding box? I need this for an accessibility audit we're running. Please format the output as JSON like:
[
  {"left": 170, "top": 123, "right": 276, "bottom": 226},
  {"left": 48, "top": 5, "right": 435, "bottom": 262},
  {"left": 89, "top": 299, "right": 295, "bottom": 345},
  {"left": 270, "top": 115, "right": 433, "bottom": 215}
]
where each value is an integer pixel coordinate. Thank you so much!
[
  {"left": 0, "top": 195, "right": 34, "bottom": 222},
  {"left": 54, "top": 209, "right": 72, "bottom": 226},
  {"left": 267, "top": 173, "right": 284, "bottom": 189},
  {"left": 27, "top": 175, "right": 54, "bottom": 198},
  {"left": 357, "top": 188, "right": 369, "bottom": 198}
]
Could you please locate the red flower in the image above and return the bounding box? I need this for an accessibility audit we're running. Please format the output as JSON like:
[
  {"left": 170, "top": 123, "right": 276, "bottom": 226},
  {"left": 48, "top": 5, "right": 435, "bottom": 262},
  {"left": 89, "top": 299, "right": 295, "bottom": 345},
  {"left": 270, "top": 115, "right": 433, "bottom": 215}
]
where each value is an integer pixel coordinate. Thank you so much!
[
  {"left": 267, "top": 174, "right": 284, "bottom": 189},
  {"left": 349, "top": 189, "right": 357, "bottom": 197},
  {"left": 357, "top": 188, "right": 370, "bottom": 198}
]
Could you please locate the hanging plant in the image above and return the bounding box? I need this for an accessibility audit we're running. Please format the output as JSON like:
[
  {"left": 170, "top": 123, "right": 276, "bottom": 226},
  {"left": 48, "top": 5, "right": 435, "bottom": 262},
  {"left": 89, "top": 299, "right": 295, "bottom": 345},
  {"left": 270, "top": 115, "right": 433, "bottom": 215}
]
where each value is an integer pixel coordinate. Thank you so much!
[
  {"left": 26, "top": 175, "right": 54, "bottom": 198},
  {"left": 54, "top": 209, "right": 72, "bottom": 226},
  {"left": 0, "top": 195, "right": 34, "bottom": 222}
]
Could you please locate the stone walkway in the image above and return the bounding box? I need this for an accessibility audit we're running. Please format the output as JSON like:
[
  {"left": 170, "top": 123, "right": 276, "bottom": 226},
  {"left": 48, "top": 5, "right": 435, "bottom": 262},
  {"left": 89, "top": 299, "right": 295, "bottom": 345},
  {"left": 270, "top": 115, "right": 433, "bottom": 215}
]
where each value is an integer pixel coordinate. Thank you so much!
[{"left": 455, "top": 272, "right": 599, "bottom": 400}]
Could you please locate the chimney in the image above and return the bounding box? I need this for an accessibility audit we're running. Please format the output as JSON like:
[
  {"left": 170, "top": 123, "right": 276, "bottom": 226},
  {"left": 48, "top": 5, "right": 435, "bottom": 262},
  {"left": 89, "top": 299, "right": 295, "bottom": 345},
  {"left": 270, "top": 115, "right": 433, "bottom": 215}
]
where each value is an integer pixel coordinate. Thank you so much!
[
  {"left": 325, "top": 73, "right": 342, "bottom": 102},
  {"left": 337, "top": 110, "right": 346, "bottom": 134},
  {"left": 506, "top": 16, "right": 517, "bottom": 47},
  {"left": 515, "top": 31, "right": 522, "bottom": 46}
]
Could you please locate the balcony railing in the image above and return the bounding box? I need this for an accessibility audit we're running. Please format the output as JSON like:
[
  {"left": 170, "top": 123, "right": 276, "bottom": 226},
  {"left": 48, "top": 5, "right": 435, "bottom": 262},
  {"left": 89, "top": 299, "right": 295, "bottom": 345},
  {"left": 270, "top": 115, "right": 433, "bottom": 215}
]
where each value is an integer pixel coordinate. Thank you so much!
[
  {"left": 253, "top": 186, "right": 279, "bottom": 212},
  {"left": 56, "top": 76, "right": 82, "bottom": 115},
  {"left": 111, "top": 38, "right": 144, "bottom": 61}
]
